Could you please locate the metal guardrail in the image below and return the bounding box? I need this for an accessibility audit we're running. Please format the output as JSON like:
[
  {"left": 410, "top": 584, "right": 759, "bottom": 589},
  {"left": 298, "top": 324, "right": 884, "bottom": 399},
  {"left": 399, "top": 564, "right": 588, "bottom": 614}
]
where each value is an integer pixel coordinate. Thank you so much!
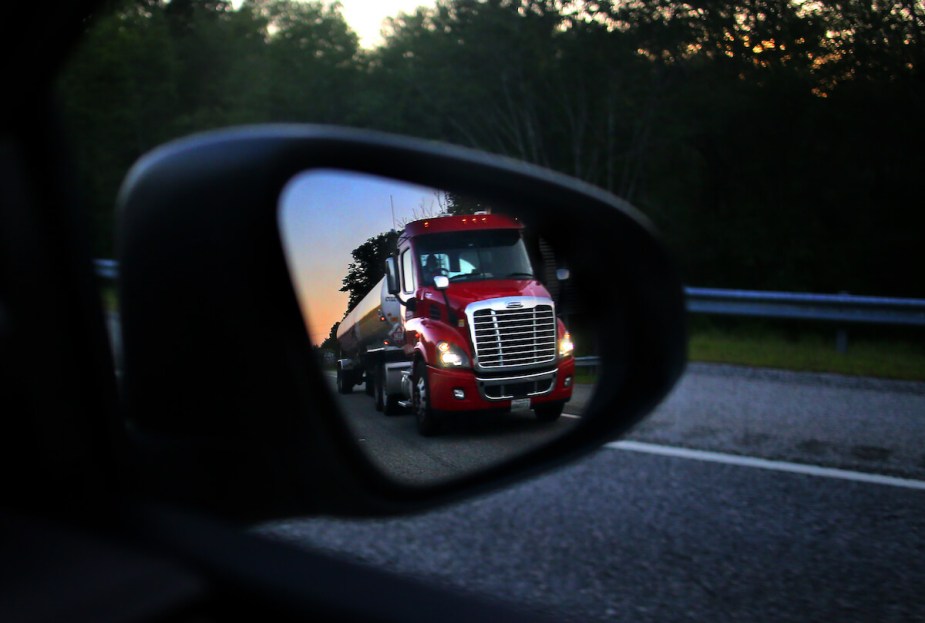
[
  {"left": 573, "top": 356, "right": 602, "bottom": 370},
  {"left": 684, "top": 287, "right": 925, "bottom": 327},
  {"left": 94, "top": 258, "right": 119, "bottom": 280},
  {"left": 95, "top": 259, "right": 925, "bottom": 360},
  {"left": 682, "top": 287, "right": 925, "bottom": 355}
]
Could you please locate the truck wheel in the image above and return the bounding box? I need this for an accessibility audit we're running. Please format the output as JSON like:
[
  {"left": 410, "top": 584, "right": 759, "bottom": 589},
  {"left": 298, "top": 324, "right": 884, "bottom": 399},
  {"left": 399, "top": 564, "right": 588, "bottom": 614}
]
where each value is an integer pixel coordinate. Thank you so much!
[
  {"left": 364, "top": 371, "right": 375, "bottom": 396},
  {"left": 534, "top": 401, "right": 564, "bottom": 422},
  {"left": 374, "top": 366, "right": 385, "bottom": 412},
  {"left": 375, "top": 365, "right": 400, "bottom": 416},
  {"left": 336, "top": 367, "right": 352, "bottom": 395},
  {"left": 413, "top": 361, "right": 440, "bottom": 436}
]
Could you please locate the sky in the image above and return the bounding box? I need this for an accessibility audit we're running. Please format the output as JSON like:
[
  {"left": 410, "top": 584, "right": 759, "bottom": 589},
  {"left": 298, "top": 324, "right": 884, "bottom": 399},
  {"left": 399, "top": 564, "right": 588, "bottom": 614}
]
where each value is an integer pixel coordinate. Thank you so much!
[
  {"left": 279, "top": 170, "right": 445, "bottom": 343},
  {"left": 335, "top": 0, "right": 437, "bottom": 48},
  {"left": 249, "top": 0, "right": 443, "bottom": 344},
  {"left": 230, "top": 0, "right": 439, "bottom": 49}
]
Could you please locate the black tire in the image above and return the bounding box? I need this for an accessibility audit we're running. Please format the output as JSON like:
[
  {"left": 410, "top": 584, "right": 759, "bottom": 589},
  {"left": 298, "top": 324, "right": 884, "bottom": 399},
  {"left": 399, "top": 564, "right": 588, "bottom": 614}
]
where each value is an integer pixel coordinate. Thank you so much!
[
  {"left": 413, "top": 360, "right": 440, "bottom": 436},
  {"left": 364, "top": 370, "right": 375, "bottom": 396},
  {"left": 534, "top": 401, "right": 564, "bottom": 422},
  {"left": 383, "top": 393, "right": 400, "bottom": 416},
  {"left": 374, "top": 366, "right": 385, "bottom": 412},
  {"left": 375, "top": 365, "right": 402, "bottom": 415},
  {"left": 336, "top": 367, "right": 352, "bottom": 395}
]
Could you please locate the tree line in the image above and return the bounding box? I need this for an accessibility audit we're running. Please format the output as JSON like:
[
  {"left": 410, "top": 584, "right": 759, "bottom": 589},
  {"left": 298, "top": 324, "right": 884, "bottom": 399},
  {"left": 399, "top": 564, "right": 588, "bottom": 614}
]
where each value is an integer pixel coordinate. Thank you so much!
[{"left": 58, "top": 0, "right": 925, "bottom": 297}]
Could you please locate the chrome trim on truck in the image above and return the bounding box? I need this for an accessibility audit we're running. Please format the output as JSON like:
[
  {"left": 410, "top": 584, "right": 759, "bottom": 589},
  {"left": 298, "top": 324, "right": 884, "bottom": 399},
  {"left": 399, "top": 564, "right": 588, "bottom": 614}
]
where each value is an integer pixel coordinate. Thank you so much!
[
  {"left": 475, "top": 368, "right": 557, "bottom": 401},
  {"left": 465, "top": 296, "right": 557, "bottom": 373}
]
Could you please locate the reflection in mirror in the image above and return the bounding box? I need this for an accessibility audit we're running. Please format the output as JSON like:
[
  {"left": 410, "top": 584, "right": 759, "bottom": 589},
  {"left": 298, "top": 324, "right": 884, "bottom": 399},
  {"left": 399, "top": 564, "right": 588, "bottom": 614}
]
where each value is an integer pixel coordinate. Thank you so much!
[{"left": 280, "top": 170, "right": 596, "bottom": 486}]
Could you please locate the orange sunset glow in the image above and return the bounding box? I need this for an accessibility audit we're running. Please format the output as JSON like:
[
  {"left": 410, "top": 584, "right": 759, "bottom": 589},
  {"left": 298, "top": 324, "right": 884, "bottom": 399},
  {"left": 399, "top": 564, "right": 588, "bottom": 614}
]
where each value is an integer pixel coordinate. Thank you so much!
[{"left": 279, "top": 169, "right": 444, "bottom": 346}]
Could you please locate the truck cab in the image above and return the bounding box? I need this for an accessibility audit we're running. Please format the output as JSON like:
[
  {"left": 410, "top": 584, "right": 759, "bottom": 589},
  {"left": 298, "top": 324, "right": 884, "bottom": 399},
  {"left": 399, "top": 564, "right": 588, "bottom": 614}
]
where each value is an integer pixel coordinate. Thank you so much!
[{"left": 383, "top": 213, "right": 575, "bottom": 435}]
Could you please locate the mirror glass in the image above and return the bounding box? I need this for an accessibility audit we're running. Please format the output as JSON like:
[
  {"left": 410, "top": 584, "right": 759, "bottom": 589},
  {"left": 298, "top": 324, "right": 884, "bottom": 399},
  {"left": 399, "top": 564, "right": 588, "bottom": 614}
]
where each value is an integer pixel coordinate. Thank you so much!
[{"left": 279, "top": 169, "right": 597, "bottom": 486}]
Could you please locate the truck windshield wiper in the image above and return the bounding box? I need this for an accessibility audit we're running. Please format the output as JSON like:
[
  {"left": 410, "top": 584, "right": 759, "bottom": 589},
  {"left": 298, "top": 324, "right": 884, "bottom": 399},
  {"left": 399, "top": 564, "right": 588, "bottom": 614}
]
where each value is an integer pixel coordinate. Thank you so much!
[
  {"left": 505, "top": 272, "right": 534, "bottom": 279},
  {"left": 450, "top": 272, "right": 483, "bottom": 282}
]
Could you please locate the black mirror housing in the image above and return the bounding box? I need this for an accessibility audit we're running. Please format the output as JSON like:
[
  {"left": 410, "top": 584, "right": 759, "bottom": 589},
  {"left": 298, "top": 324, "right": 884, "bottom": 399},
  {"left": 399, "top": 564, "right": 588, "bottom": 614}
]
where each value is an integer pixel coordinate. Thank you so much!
[{"left": 116, "top": 125, "right": 686, "bottom": 520}]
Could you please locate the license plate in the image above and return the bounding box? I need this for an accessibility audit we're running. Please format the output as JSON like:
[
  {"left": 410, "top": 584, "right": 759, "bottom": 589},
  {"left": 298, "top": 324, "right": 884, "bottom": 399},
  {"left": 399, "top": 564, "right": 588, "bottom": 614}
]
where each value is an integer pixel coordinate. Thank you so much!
[{"left": 511, "top": 398, "right": 531, "bottom": 411}]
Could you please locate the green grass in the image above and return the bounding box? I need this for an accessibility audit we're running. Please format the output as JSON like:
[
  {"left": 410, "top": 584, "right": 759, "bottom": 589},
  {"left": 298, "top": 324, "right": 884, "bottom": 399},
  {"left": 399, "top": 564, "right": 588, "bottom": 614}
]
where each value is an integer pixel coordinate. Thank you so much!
[
  {"left": 574, "top": 371, "right": 599, "bottom": 385},
  {"left": 100, "top": 284, "right": 118, "bottom": 313},
  {"left": 572, "top": 326, "right": 925, "bottom": 383},
  {"left": 688, "top": 329, "right": 925, "bottom": 381}
]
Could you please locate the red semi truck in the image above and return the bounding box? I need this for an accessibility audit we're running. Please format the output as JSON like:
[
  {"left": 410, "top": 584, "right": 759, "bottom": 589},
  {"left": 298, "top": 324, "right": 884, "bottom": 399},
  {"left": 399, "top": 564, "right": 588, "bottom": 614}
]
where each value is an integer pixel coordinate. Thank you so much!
[{"left": 335, "top": 213, "right": 575, "bottom": 435}]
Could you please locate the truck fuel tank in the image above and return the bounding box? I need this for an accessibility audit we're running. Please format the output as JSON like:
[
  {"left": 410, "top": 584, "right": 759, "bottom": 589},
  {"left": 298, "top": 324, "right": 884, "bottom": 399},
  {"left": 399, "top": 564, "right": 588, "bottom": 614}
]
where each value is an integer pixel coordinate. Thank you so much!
[{"left": 336, "top": 277, "right": 402, "bottom": 355}]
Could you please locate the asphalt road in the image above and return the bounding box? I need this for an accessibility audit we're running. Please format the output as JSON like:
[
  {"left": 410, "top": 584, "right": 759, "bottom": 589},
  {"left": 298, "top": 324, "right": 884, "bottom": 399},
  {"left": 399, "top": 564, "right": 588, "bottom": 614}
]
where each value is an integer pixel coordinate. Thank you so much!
[
  {"left": 628, "top": 363, "right": 925, "bottom": 480},
  {"left": 259, "top": 364, "right": 925, "bottom": 622},
  {"left": 330, "top": 374, "right": 589, "bottom": 485}
]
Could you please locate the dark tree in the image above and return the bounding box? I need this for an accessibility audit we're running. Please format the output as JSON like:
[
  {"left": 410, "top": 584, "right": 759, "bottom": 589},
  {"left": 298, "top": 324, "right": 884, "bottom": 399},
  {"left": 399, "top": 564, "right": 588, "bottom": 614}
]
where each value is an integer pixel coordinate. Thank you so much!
[
  {"left": 340, "top": 231, "right": 399, "bottom": 311},
  {"left": 56, "top": 0, "right": 925, "bottom": 297},
  {"left": 444, "top": 192, "right": 492, "bottom": 215},
  {"left": 319, "top": 321, "right": 340, "bottom": 352}
]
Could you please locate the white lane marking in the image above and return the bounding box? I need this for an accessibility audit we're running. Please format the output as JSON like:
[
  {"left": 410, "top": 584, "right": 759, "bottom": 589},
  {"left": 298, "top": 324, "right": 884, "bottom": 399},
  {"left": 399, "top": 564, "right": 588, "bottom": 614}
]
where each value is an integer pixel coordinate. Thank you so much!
[
  {"left": 607, "top": 440, "right": 925, "bottom": 491},
  {"left": 562, "top": 413, "right": 581, "bottom": 419}
]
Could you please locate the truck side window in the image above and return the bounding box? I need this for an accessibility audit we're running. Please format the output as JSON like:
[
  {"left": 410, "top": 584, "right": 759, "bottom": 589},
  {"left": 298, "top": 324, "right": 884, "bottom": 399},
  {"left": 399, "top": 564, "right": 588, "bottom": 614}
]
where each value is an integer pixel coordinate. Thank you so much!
[{"left": 401, "top": 249, "right": 415, "bottom": 293}]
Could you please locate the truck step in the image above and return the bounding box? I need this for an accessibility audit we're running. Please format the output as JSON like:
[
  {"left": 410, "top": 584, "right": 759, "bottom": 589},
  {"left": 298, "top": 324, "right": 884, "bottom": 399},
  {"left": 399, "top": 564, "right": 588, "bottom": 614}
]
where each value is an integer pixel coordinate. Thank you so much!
[{"left": 397, "top": 400, "right": 413, "bottom": 409}]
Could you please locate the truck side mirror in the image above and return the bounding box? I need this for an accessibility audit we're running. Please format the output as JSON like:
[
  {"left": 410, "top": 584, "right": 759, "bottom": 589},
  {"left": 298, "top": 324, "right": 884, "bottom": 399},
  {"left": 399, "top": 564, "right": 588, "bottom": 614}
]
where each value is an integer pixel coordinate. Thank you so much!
[
  {"left": 385, "top": 257, "right": 400, "bottom": 295},
  {"left": 556, "top": 268, "right": 570, "bottom": 281},
  {"left": 433, "top": 275, "right": 449, "bottom": 290}
]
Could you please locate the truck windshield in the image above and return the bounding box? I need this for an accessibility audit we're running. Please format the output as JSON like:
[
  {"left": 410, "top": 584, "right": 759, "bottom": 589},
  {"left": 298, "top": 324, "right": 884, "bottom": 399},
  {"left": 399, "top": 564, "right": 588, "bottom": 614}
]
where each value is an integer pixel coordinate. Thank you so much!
[{"left": 416, "top": 229, "right": 534, "bottom": 285}]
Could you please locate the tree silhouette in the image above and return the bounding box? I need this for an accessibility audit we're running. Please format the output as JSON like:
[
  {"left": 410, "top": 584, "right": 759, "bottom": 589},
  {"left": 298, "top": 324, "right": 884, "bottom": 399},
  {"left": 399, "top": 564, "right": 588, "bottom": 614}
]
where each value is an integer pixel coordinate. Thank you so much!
[{"left": 340, "top": 231, "right": 399, "bottom": 312}]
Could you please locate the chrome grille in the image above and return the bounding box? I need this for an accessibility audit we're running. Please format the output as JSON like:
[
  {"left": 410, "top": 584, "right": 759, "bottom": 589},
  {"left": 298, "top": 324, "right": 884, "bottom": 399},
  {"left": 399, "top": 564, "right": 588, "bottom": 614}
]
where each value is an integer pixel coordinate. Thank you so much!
[
  {"left": 470, "top": 303, "right": 556, "bottom": 369},
  {"left": 481, "top": 376, "right": 555, "bottom": 400}
]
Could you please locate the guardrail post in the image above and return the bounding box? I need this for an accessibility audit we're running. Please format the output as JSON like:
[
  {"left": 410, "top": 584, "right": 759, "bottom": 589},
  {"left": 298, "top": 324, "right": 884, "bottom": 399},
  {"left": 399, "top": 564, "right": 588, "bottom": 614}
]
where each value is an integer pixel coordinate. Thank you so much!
[
  {"left": 835, "top": 291, "right": 849, "bottom": 354},
  {"left": 836, "top": 328, "right": 849, "bottom": 354}
]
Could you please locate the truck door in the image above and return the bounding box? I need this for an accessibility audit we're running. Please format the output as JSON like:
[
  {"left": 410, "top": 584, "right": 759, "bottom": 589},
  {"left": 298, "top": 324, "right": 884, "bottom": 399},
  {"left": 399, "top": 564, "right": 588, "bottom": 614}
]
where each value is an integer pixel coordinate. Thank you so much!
[{"left": 400, "top": 247, "right": 416, "bottom": 322}]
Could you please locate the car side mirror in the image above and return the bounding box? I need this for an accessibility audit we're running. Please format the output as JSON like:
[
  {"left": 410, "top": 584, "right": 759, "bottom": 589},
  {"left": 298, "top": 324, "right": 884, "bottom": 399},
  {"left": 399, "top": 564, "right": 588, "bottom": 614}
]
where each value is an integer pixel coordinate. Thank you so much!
[{"left": 116, "top": 125, "right": 686, "bottom": 519}]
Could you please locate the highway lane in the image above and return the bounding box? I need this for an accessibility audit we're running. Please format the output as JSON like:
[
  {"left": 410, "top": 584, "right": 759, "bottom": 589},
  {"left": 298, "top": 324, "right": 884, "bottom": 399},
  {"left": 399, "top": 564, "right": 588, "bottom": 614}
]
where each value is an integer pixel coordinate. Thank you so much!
[
  {"left": 331, "top": 374, "right": 585, "bottom": 485},
  {"left": 263, "top": 444, "right": 925, "bottom": 622},
  {"left": 625, "top": 363, "right": 925, "bottom": 480},
  {"left": 262, "top": 364, "right": 925, "bottom": 622},
  {"left": 327, "top": 362, "right": 925, "bottom": 484}
]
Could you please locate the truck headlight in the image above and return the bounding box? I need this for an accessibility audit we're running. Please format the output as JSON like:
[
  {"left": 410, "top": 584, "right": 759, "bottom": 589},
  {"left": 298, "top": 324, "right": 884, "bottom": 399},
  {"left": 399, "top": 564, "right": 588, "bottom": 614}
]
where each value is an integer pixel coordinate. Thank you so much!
[
  {"left": 559, "top": 332, "right": 574, "bottom": 358},
  {"left": 437, "top": 341, "right": 470, "bottom": 368}
]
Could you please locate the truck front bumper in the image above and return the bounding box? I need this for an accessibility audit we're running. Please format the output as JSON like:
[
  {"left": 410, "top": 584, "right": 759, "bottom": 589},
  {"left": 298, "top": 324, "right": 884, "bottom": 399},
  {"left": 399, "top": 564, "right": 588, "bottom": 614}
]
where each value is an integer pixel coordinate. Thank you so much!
[{"left": 428, "top": 357, "right": 575, "bottom": 412}]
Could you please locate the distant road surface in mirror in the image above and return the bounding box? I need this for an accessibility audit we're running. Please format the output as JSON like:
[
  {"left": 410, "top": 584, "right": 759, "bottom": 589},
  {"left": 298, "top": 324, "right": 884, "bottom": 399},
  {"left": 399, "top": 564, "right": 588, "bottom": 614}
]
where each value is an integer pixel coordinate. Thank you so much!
[{"left": 326, "top": 372, "right": 593, "bottom": 485}]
